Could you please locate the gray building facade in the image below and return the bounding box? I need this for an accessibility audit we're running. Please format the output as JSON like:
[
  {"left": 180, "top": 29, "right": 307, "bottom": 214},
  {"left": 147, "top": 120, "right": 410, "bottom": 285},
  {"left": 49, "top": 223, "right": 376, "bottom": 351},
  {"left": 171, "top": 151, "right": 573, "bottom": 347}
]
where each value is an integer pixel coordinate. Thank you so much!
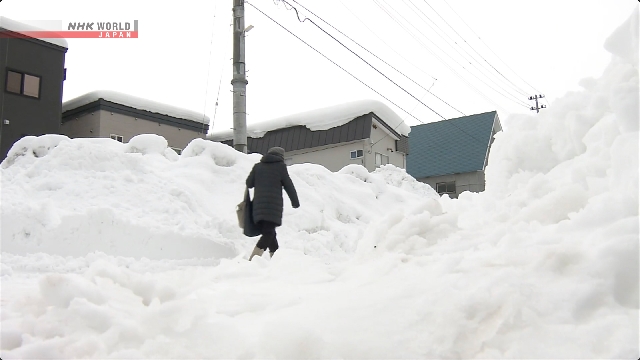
[
  {"left": 212, "top": 112, "right": 410, "bottom": 172},
  {"left": 61, "top": 96, "right": 209, "bottom": 153},
  {"left": 0, "top": 19, "right": 68, "bottom": 160}
]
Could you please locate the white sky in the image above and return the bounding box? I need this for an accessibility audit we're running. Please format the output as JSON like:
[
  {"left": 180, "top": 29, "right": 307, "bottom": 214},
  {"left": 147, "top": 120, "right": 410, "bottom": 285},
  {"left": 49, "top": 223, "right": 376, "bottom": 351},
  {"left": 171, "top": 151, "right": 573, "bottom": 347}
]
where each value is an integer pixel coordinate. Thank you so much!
[{"left": 1, "top": 0, "right": 637, "bottom": 131}]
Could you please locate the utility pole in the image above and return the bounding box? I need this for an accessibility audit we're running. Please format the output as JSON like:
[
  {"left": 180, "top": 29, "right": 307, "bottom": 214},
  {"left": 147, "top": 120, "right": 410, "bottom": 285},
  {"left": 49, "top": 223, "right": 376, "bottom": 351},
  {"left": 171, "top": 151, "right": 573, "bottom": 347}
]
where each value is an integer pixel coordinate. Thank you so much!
[
  {"left": 528, "top": 94, "right": 546, "bottom": 113},
  {"left": 232, "top": 0, "right": 248, "bottom": 153}
]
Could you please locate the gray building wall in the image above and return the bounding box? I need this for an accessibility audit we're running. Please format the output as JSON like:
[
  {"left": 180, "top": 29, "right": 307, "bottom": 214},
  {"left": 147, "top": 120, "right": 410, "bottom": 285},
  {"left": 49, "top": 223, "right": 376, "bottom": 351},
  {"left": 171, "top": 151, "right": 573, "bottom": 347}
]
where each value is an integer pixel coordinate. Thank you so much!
[
  {"left": 61, "top": 106, "right": 207, "bottom": 152},
  {"left": 284, "top": 139, "right": 367, "bottom": 171},
  {"left": 98, "top": 110, "right": 204, "bottom": 151},
  {"left": 216, "top": 113, "right": 407, "bottom": 172},
  {"left": 282, "top": 121, "right": 405, "bottom": 172},
  {"left": 60, "top": 111, "right": 100, "bottom": 139},
  {"left": 418, "top": 170, "right": 485, "bottom": 198},
  {"left": 365, "top": 119, "right": 406, "bottom": 170},
  {"left": 0, "top": 35, "right": 67, "bottom": 160}
]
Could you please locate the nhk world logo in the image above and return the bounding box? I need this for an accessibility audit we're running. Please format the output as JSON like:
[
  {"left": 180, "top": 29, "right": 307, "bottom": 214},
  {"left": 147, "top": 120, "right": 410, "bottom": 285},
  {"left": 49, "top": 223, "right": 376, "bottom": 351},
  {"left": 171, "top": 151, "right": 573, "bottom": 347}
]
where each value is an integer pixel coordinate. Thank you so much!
[
  {"left": 67, "top": 21, "right": 138, "bottom": 38},
  {"left": 0, "top": 20, "right": 139, "bottom": 39}
]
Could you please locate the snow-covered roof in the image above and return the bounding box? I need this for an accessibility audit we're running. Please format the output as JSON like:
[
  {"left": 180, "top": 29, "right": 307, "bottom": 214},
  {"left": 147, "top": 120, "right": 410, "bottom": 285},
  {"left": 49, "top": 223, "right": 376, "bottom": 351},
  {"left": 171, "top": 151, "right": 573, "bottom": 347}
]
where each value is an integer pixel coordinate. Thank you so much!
[
  {"left": 0, "top": 17, "right": 68, "bottom": 48},
  {"left": 208, "top": 100, "right": 410, "bottom": 141},
  {"left": 62, "top": 90, "right": 211, "bottom": 125}
]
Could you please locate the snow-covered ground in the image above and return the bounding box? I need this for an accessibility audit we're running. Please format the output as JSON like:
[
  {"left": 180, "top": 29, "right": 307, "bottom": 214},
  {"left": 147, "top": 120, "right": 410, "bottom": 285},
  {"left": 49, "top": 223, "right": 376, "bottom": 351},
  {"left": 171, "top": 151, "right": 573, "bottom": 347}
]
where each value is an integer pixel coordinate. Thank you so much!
[{"left": 1, "top": 10, "right": 638, "bottom": 360}]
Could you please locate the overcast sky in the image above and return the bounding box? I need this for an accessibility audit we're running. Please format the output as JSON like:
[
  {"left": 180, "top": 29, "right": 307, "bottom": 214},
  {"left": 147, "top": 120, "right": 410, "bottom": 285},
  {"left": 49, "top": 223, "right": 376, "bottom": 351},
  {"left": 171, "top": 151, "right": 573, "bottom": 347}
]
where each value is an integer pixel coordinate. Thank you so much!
[{"left": 1, "top": 0, "right": 637, "bottom": 132}]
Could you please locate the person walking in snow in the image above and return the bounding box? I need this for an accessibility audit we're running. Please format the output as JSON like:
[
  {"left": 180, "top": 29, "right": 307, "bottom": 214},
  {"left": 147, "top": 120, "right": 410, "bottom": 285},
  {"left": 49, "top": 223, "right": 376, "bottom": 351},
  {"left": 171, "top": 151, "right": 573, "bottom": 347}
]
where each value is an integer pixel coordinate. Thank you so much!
[{"left": 246, "top": 146, "right": 300, "bottom": 260}]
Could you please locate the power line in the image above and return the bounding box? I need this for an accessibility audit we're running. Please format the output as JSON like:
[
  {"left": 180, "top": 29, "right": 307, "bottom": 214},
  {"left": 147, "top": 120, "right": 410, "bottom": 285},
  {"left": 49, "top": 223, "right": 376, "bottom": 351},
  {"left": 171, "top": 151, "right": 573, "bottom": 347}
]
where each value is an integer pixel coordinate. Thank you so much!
[
  {"left": 245, "top": 1, "right": 426, "bottom": 125},
  {"left": 201, "top": 1, "right": 219, "bottom": 134},
  {"left": 442, "top": 0, "right": 542, "bottom": 95},
  {"left": 250, "top": 1, "right": 489, "bottom": 147},
  {"left": 212, "top": 21, "right": 233, "bottom": 127},
  {"left": 371, "top": 0, "right": 509, "bottom": 114},
  {"left": 273, "top": 0, "right": 447, "bottom": 120},
  {"left": 289, "top": 0, "right": 465, "bottom": 116},
  {"left": 336, "top": 0, "right": 438, "bottom": 83},
  {"left": 378, "top": 0, "right": 530, "bottom": 110},
  {"left": 405, "top": 0, "right": 531, "bottom": 104},
  {"left": 418, "top": 0, "right": 531, "bottom": 98}
]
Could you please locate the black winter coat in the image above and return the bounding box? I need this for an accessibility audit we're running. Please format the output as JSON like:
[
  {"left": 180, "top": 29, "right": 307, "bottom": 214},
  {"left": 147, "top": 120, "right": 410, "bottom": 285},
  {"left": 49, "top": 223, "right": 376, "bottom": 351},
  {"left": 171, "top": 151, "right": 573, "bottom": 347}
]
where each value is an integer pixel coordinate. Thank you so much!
[{"left": 246, "top": 153, "right": 300, "bottom": 226}]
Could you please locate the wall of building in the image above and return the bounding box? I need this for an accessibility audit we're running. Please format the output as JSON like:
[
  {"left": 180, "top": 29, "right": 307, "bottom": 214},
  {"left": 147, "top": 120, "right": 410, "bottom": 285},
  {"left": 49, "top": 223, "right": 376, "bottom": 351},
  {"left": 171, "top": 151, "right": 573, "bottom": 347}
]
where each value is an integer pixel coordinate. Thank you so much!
[
  {"left": 59, "top": 111, "right": 100, "bottom": 138},
  {"left": 97, "top": 110, "right": 205, "bottom": 151},
  {"left": 364, "top": 119, "right": 406, "bottom": 170},
  {"left": 216, "top": 114, "right": 407, "bottom": 172},
  {"left": 284, "top": 128, "right": 406, "bottom": 173},
  {"left": 284, "top": 139, "right": 368, "bottom": 172},
  {"left": 0, "top": 36, "right": 66, "bottom": 160},
  {"left": 418, "top": 170, "right": 485, "bottom": 198}
]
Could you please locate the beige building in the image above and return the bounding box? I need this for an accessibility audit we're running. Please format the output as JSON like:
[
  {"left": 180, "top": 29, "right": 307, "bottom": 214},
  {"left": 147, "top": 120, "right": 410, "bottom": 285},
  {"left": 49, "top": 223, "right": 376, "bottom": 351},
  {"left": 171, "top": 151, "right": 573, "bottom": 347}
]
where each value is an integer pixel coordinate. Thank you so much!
[
  {"left": 208, "top": 100, "right": 410, "bottom": 172},
  {"left": 61, "top": 90, "right": 209, "bottom": 153}
]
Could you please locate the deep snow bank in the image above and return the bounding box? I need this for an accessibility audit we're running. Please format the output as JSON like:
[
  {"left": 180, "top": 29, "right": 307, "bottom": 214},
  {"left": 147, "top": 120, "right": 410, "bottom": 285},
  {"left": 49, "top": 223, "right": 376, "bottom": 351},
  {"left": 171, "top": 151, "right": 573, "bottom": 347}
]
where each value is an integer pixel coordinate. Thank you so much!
[{"left": 1, "top": 134, "right": 438, "bottom": 260}]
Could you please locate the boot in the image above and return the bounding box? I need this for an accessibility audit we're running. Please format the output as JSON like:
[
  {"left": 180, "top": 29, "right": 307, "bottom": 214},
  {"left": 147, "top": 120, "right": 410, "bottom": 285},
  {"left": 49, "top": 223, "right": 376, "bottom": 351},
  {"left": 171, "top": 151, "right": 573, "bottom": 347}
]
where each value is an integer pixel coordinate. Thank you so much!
[
  {"left": 269, "top": 251, "right": 275, "bottom": 258},
  {"left": 249, "top": 246, "right": 264, "bottom": 261}
]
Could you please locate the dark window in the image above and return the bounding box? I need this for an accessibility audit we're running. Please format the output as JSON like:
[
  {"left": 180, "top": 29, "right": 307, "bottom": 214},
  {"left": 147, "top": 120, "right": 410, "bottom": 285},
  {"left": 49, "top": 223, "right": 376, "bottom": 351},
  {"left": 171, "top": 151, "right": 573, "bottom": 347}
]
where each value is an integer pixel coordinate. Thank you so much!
[
  {"left": 6, "top": 71, "right": 22, "bottom": 94},
  {"left": 110, "top": 134, "right": 124, "bottom": 143},
  {"left": 436, "top": 181, "right": 456, "bottom": 195},
  {"left": 350, "top": 149, "right": 363, "bottom": 159},
  {"left": 6, "top": 70, "right": 41, "bottom": 98}
]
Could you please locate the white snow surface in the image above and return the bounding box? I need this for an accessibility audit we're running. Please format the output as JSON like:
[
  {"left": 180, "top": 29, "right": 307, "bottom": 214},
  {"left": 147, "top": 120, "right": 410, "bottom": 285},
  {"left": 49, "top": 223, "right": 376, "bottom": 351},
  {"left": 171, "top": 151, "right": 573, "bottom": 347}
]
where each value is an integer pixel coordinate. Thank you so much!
[
  {"left": 62, "top": 90, "right": 211, "bottom": 125},
  {"left": 0, "top": 10, "right": 638, "bottom": 359},
  {"left": 208, "top": 99, "right": 411, "bottom": 140},
  {"left": 0, "top": 16, "right": 68, "bottom": 48}
]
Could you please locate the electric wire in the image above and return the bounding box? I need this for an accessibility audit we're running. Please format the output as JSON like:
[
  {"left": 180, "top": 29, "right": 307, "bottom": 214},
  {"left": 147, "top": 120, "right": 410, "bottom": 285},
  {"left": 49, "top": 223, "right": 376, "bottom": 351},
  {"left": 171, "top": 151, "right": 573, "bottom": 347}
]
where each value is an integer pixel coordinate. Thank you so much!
[
  {"left": 337, "top": 0, "right": 438, "bottom": 83},
  {"left": 441, "top": 0, "right": 543, "bottom": 96},
  {"left": 274, "top": 0, "right": 447, "bottom": 120},
  {"left": 276, "top": 0, "right": 482, "bottom": 143},
  {"left": 212, "top": 21, "right": 233, "bottom": 127},
  {"left": 405, "top": 0, "right": 531, "bottom": 106},
  {"left": 201, "top": 1, "right": 219, "bottom": 134},
  {"left": 255, "top": 1, "right": 489, "bottom": 146},
  {"left": 377, "top": 0, "right": 529, "bottom": 109},
  {"left": 415, "top": 0, "right": 531, "bottom": 98},
  {"left": 245, "top": 1, "right": 426, "bottom": 125},
  {"left": 422, "top": 0, "right": 528, "bottom": 97},
  {"left": 289, "top": 0, "right": 465, "bottom": 116},
  {"left": 371, "top": 0, "right": 509, "bottom": 114}
]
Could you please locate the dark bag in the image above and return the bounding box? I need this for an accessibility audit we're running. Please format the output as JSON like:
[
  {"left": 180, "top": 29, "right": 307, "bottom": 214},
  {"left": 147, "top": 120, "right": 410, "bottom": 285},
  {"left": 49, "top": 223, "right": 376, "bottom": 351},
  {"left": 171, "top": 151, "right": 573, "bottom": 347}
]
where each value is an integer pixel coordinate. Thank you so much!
[{"left": 237, "top": 188, "right": 261, "bottom": 237}]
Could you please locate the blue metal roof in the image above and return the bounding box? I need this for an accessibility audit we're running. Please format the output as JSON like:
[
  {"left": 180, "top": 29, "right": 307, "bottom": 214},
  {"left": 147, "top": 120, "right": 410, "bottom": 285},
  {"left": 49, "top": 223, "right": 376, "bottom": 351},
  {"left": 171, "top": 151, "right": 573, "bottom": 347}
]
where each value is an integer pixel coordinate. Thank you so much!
[{"left": 407, "top": 111, "right": 498, "bottom": 179}]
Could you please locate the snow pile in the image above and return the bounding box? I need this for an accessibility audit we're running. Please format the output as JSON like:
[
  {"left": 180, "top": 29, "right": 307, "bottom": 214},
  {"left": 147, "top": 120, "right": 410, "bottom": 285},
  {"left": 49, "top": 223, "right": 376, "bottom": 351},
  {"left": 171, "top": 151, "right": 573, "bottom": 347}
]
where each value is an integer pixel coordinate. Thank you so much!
[
  {"left": 0, "top": 10, "right": 638, "bottom": 360},
  {"left": 208, "top": 99, "right": 411, "bottom": 140},
  {"left": 1, "top": 134, "right": 436, "bottom": 261},
  {"left": 62, "top": 90, "right": 211, "bottom": 125}
]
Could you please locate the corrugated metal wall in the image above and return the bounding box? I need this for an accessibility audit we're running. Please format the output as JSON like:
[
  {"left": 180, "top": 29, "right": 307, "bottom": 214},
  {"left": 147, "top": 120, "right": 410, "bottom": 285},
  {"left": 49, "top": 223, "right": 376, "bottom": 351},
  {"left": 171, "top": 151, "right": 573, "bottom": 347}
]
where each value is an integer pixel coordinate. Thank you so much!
[{"left": 225, "top": 113, "right": 373, "bottom": 154}]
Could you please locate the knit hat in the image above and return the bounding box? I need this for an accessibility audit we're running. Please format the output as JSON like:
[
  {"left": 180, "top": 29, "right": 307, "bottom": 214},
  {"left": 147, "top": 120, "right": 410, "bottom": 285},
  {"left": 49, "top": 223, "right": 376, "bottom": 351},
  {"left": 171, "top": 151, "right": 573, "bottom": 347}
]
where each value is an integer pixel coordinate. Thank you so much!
[{"left": 267, "top": 147, "right": 285, "bottom": 157}]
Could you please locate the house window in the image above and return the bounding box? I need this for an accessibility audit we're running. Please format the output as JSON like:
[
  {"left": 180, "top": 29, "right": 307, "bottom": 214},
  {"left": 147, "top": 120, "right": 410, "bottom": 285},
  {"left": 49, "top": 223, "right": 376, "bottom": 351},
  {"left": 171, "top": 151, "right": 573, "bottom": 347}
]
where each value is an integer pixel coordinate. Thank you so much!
[
  {"left": 375, "top": 152, "right": 389, "bottom": 167},
  {"left": 436, "top": 181, "right": 456, "bottom": 195},
  {"left": 110, "top": 134, "right": 124, "bottom": 143},
  {"left": 350, "top": 150, "right": 363, "bottom": 159},
  {"left": 170, "top": 147, "right": 182, "bottom": 155},
  {"left": 6, "top": 70, "right": 41, "bottom": 98}
]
